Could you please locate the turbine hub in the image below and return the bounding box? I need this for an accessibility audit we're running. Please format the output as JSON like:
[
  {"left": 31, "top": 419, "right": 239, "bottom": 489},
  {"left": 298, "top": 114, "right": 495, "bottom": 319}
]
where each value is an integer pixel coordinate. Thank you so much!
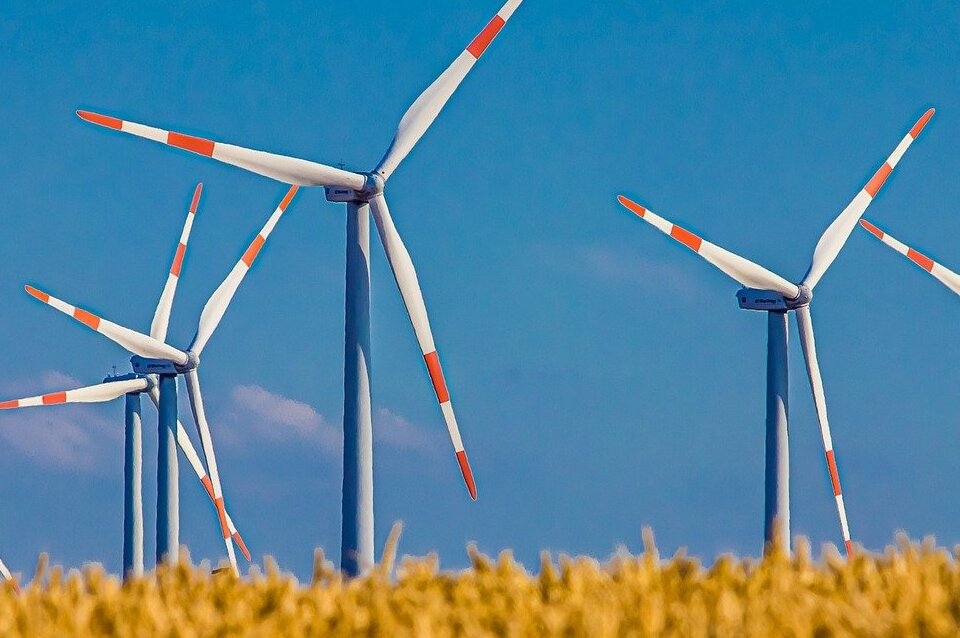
[
  {"left": 324, "top": 172, "right": 385, "bottom": 203},
  {"left": 785, "top": 284, "right": 813, "bottom": 309}
]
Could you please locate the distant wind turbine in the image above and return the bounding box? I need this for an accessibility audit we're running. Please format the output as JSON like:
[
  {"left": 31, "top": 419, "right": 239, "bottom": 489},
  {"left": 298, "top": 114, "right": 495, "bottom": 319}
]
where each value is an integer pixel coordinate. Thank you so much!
[
  {"left": 618, "top": 108, "right": 934, "bottom": 555},
  {"left": 18, "top": 184, "right": 296, "bottom": 572},
  {"left": 74, "top": 0, "right": 524, "bottom": 575},
  {"left": 2, "top": 184, "right": 249, "bottom": 577}
]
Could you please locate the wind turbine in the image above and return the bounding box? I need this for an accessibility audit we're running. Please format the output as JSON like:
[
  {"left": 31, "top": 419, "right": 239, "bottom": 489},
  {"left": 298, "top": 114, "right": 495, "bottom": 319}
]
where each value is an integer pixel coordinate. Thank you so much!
[
  {"left": 19, "top": 184, "right": 296, "bottom": 573},
  {"left": 617, "top": 108, "right": 934, "bottom": 555},
  {"left": 2, "top": 184, "right": 249, "bottom": 576},
  {"left": 74, "top": 0, "right": 523, "bottom": 575}
]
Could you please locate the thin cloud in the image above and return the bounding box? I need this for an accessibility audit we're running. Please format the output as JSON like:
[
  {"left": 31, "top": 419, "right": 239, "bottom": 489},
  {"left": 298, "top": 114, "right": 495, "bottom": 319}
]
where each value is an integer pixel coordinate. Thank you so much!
[
  {"left": 225, "top": 385, "right": 441, "bottom": 458},
  {"left": 374, "top": 407, "right": 443, "bottom": 457},
  {"left": 0, "top": 371, "right": 120, "bottom": 472},
  {"left": 227, "top": 384, "right": 342, "bottom": 456},
  {"left": 533, "top": 241, "right": 710, "bottom": 297}
]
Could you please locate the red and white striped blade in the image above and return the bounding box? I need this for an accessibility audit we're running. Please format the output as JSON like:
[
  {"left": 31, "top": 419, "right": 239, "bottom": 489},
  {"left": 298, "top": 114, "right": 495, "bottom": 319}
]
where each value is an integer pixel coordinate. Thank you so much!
[
  {"left": 368, "top": 194, "right": 477, "bottom": 499},
  {"left": 860, "top": 220, "right": 960, "bottom": 298},
  {"left": 151, "top": 183, "right": 202, "bottom": 342},
  {"left": 190, "top": 186, "right": 298, "bottom": 356},
  {"left": 374, "top": 0, "right": 523, "bottom": 181},
  {"left": 0, "top": 378, "right": 148, "bottom": 410},
  {"left": 146, "top": 384, "right": 250, "bottom": 561},
  {"left": 184, "top": 370, "right": 237, "bottom": 571},
  {"left": 0, "top": 557, "right": 18, "bottom": 594},
  {"left": 795, "top": 305, "right": 853, "bottom": 556},
  {"left": 76, "top": 111, "right": 366, "bottom": 191},
  {"left": 24, "top": 286, "right": 188, "bottom": 365},
  {"left": 802, "top": 109, "right": 935, "bottom": 290},
  {"left": 617, "top": 196, "right": 800, "bottom": 299}
]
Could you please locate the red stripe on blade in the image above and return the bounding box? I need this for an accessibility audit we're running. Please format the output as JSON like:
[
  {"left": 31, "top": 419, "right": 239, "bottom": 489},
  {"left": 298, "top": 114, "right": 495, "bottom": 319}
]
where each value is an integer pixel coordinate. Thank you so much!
[
  {"left": 825, "top": 450, "right": 842, "bottom": 496},
  {"left": 190, "top": 184, "right": 203, "bottom": 213},
  {"left": 864, "top": 163, "right": 892, "bottom": 198},
  {"left": 907, "top": 248, "right": 935, "bottom": 272},
  {"left": 467, "top": 15, "right": 506, "bottom": 59},
  {"left": 233, "top": 532, "right": 251, "bottom": 561},
  {"left": 241, "top": 235, "right": 265, "bottom": 267},
  {"left": 617, "top": 195, "right": 646, "bottom": 218},
  {"left": 909, "top": 108, "right": 935, "bottom": 139},
  {"left": 0, "top": 401, "right": 19, "bottom": 409},
  {"left": 24, "top": 286, "right": 50, "bottom": 303},
  {"left": 670, "top": 225, "right": 703, "bottom": 252},
  {"left": 167, "top": 131, "right": 215, "bottom": 157},
  {"left": 170, "top": 243, "right": 186, "bottom": 276},
  {"left": 42, "top": 392, "right": 67, "bottom": 405},
  {"left": 200, "top": 475, "right": 215, "bottom": 499},
  {"left": 74, "top": 308, "right": 101, "bottom": 330},
  {"left": 858, "top": 219, "right": 884, "bottom": 239},
  {"left": 844, "top": 540, "right": 854, "bottom": 556},
  {"left": 279, "top": 185, "right": 299, "bottom": 211},
  {"left": 423, "top": 352, "right": 450, "bottom": 404},
  {"left": 77, "top": 110, "right": 123, "bottom": 130},
  {"left": 214, "top": 497, "right": 230, "bottom": 539},
  {"left": 456, "top": 450, "right": 477, "bottom": 500}
]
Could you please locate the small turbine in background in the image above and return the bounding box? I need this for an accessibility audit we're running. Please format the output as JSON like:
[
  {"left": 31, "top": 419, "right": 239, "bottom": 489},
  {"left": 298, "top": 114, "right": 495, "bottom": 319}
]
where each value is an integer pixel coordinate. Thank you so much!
[{"left": 618, "top": 108, "right": 934, "bottom": 555}]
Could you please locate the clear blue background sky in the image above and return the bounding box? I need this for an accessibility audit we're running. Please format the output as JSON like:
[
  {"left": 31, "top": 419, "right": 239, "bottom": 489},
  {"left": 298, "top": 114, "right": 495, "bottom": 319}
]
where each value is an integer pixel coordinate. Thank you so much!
[{"left": 1, "top": 1, "right": 958, "bottom": 579}]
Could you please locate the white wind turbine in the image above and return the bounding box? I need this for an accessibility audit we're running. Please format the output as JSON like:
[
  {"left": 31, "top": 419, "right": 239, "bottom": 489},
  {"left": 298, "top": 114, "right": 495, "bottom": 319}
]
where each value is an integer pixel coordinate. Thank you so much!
[
  {"left": 1, "top": 184, "right": 249, "bottom": 577},
  {"left": 21, "top": 185, "right": 298, "bottom": 573},
  {"left": 618, "top": 108, "right": 934, "bottom": 555},
  {"left": 75, "top": 0, "right": 523, "bottom": 575}
]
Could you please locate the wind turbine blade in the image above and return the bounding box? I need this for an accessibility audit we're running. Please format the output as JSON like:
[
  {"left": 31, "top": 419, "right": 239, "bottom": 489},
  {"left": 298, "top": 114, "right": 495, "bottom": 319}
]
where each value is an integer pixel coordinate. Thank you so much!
[
  {"left": 0, "top": 378, "right": 149, "bottom": 409},
  {"left": 183, "top": 370, "right": 238, "bottom": 571},
  {"left": 860, "top": 220, "right": 960, "bottom": 297},
  {"left": 617, "top": 196, "right": 800, "bottom": 298},
  {"left": 368, "top": 194, "right": 477, "bottom": 499},
  {"left": 151, "top": 183, "right": 202, "bottom": 341},
  {"left": 801, "top": 108, "right": 935, "bottom": 290},
  {"left": 0, "top": 557, "right": 18, "bottom": 594},
  {"left": 795, "top": 305, "right": 853, "bottom": 556},
  {"left": 374, "top": 0, "right": 523, "bottom": 180},
  {"left": 77, "top": 110, "right": 366, "bottom": 190},
  {"left": 24, "top": 286, "right": 188, "bottom": 365},
  {"left": 190, "top": 186, "right": 299, "bottom": 355},
  {"left": 146, "top": 384, "right": 250, "bottom": 561}
]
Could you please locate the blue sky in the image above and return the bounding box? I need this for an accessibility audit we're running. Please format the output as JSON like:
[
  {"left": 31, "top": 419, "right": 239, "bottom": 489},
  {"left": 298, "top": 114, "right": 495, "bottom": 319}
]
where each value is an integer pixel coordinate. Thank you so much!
[{"left": 1, "top": 1, "right": 958, "bottom": 579}]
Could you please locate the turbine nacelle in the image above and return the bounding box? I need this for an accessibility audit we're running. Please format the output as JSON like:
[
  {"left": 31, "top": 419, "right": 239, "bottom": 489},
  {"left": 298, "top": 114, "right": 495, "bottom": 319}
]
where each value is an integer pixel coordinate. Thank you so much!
[
  {"left": 325, "top": 173, "right": 385, "bottom": 203},
  {"left": 737, "top": 285, "right": 813, "bottom": 312},
  {"left": 130, "top": 352, "right": 198, "bottom": 375}
]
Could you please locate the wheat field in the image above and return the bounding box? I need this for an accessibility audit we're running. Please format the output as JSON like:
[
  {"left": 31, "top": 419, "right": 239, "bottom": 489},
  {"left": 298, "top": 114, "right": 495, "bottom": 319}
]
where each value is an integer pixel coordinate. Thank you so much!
[{"left": 2, "top": 527, "right": 959, "bottom": 636}]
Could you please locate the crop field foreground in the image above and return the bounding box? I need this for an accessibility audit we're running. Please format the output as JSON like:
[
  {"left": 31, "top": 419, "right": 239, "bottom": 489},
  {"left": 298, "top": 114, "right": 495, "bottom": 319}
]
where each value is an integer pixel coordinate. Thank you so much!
[{"left": 2, "top": 529, "right": 960, "bottom": 637}]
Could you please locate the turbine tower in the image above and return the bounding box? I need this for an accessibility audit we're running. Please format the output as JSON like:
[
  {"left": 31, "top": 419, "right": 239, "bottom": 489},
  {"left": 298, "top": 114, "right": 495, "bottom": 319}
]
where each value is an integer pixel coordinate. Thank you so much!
[
  {"left": 74, "top": 0, "right": 523, "bottom": 575},
  {"left": 618, "top": 108, "right": 934, "bottom": 555},
  {"left": 2, "top": 184, "right": 249, "bottom": 575}
]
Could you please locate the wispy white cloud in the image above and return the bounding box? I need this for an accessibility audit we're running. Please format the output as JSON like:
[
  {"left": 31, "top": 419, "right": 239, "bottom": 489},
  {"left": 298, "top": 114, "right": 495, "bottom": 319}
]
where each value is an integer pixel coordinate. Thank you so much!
[
  {"left": 227, "top": 384, "right": 342, "bottom": 456},
  {"left": 373, "top": 407, "right": 443, "bottom": 457},
  {"left": 533, "top": 241, "right": 711, "bottom": 297},
  {"left": 224, "top": 385, "right": 441, "bottom": 458},
  {"left": 0, "top": 371, "right": 121, "bottom": 472}
]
